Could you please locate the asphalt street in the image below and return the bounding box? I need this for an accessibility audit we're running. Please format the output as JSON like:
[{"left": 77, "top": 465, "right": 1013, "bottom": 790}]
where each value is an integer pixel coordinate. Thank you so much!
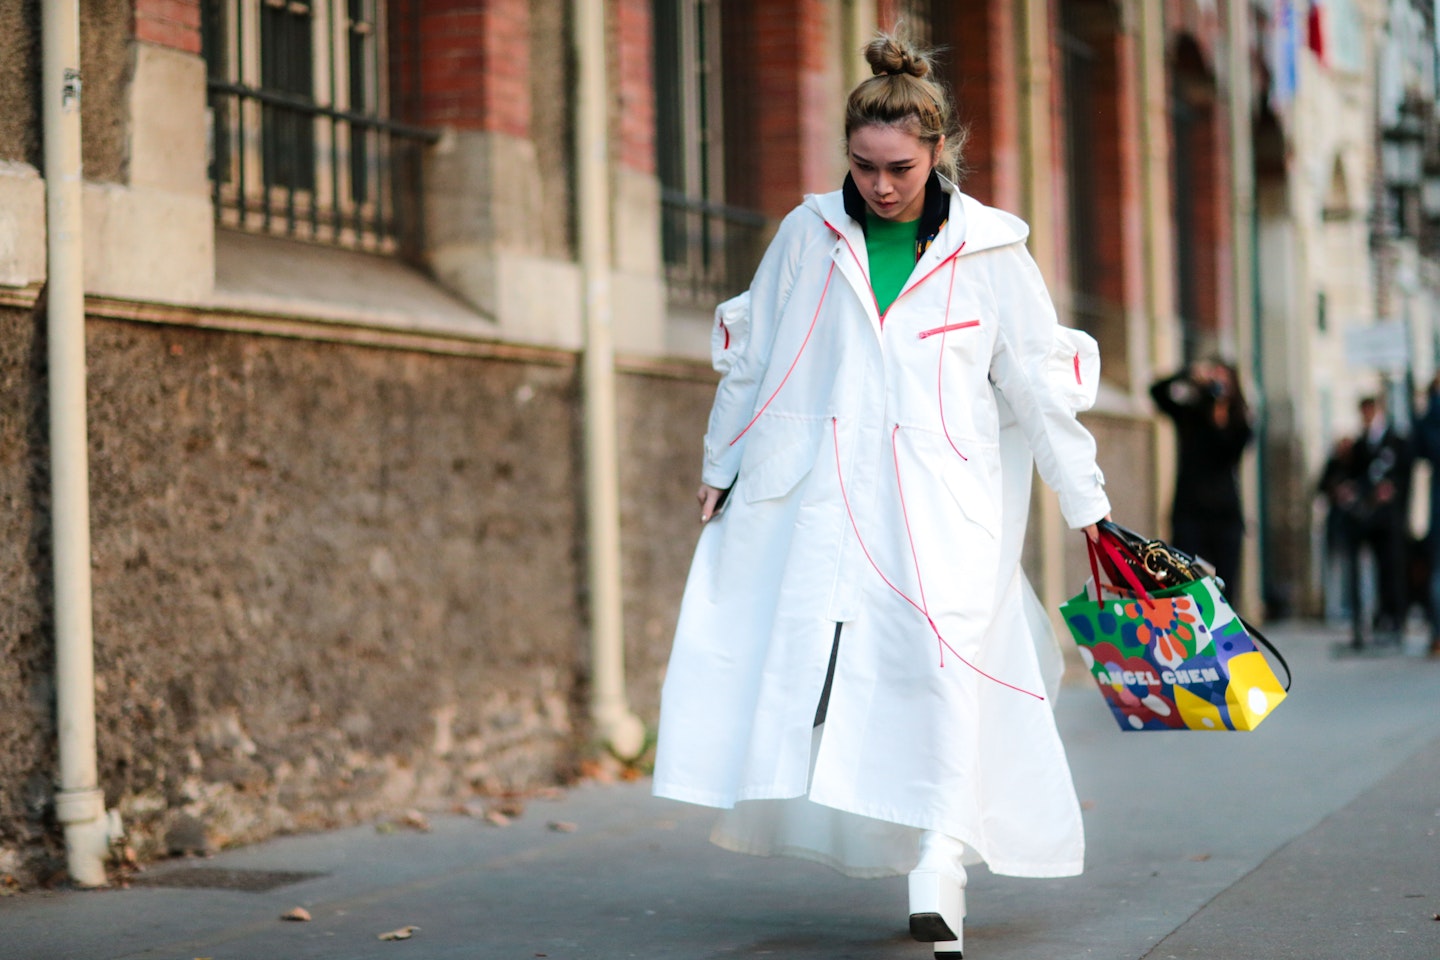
[{"left": 3, "top": 621, "right": 1438, "bottom": 960}]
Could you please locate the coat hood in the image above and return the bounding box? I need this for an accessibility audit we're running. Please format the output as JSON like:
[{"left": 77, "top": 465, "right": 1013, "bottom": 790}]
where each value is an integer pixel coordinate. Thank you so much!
[{"left": 802, "top": 176, "right": 1030, "bottom": 258}]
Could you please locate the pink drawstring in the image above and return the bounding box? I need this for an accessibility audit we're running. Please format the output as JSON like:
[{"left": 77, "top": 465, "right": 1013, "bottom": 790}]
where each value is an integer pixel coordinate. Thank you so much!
[
  {"left": 833, "top": 417, "right": 1045, "bottom": 701},
  {"left": 825, "top": 224, "right": 966, "bottom": 328},
  {"left": 1073, "top": 351, "right": 1082, "bottom": 385},
  {"left": 728, "top": 262, "right": 835, "bottom": 447},
  {"left": 832, "top": 418, "right": 925, "bottom": 615},
  {"left": 933, "top": 258, "right": 968, "bottom": 462},
  {"left": 719, "top": 319, "right": 730, "bottom": 351}
]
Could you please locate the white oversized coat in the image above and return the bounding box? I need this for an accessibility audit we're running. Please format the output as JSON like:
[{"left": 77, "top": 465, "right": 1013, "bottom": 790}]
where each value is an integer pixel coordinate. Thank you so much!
[{"left": 652, "top": 181, "right": 1111, "bottom": 879}]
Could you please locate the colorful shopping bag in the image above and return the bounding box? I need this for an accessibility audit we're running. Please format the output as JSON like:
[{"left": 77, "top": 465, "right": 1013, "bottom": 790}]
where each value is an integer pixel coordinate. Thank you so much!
[{"left": 1059, "top": 526, "right": 1290, "bottom": 732}]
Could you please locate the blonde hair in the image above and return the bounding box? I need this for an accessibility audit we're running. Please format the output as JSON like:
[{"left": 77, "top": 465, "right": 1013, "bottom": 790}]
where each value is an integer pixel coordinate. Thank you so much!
[{"left": 846, "top": 32, "right": 966, "bottom": 182}]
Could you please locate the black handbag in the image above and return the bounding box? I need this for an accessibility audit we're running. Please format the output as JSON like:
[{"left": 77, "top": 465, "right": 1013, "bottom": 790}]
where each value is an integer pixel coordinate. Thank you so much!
[{"left": 1091, "top": 519, "right": 1219, "bottom": 594}]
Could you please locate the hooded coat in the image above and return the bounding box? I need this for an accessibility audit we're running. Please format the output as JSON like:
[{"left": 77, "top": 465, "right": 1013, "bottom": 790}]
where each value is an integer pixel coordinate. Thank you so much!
[{"left": 652, "top": 180, "right": 1111, "bottom": 879}]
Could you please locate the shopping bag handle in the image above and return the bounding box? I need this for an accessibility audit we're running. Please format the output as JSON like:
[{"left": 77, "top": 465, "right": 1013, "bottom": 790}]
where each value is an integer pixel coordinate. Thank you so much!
[
  {"left": 1238, "top": 615, "right": 1293, "bottom": 692},
  {"left": 1086, "top": 528, "right": 1152, "bottom": 601}
]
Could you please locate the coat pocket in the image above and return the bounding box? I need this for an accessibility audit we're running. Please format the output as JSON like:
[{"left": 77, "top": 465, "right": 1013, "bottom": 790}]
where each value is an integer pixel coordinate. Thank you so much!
[
  {"left": 1047, "top": 326, "right": 1100, "bottom": 412},
  {"left": 739, "top": 419, "right": 823, "bottom": 503},
  {"left": 712, "top": 292, "right": 752, "bottom": 375},
  {"left": 917, "top": 319, "right": 980, "bottom": 339}
]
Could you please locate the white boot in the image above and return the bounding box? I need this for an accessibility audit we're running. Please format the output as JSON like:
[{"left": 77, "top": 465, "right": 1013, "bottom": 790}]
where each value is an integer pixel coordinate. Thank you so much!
[{"left": 908, "top": 831, "right": 966, "bottom": 957}]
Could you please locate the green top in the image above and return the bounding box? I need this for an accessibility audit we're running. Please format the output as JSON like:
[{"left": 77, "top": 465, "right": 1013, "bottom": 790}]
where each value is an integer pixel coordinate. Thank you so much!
[{"left": 865, "top": 216, "right": 919, "bottom": 315}]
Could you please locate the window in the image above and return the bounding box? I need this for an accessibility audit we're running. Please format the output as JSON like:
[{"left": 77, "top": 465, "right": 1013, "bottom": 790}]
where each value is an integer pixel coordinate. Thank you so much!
[
  {"left": 202, "top": 0, "right": 435, "bottom": 255},
  {"left": 1170, "top": 38, "right": 1220, "bottom": 361},
  {"left": 891, "top": 0, "right": 932, "bottom": 44},
  {"left": 654, "top": 0, "right": 765, "bottom": 307},
  {"left": 1059, "top": 1, "right": 1134, "bottom": 383}
]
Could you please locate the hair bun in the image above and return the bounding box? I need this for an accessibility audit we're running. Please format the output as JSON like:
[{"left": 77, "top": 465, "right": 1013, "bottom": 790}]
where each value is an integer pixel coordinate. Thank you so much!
[{"left": 865, "top": 33, "right": 931, "bottom": 79}]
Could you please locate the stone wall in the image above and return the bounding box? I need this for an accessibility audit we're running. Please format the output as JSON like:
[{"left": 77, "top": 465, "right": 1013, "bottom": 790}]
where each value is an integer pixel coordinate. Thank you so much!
[
  {"left": 0, "top": 307, "right": 714, "bottom": 884},
  {"left": 0, "top": 1, "right": 130, "bottom": 182}
]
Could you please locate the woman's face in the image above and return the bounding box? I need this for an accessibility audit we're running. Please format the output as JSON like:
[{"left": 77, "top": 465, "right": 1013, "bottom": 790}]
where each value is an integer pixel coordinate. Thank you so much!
[{"left": 847, "top": 123, "right": 941, "bottom": 223}]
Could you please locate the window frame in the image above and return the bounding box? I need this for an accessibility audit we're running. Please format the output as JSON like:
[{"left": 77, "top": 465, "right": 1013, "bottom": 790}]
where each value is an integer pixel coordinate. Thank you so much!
[{"left": 203, "top": 0, "right": 432, "bottom": 255}]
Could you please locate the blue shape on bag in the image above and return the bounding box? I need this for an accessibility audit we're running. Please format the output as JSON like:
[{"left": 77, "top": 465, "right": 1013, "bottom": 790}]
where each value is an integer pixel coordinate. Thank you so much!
[
  {"left": 1120, "top": 621, "right": 1140, "bottom": 647},
  {"left": 1169, "top": 652, "right": 1226, "bottom": 705},
  {"left": 1210, "top": 620, "right": 1256, "bottom": 665},
  {"left": 1068, "top": 615, "right": 1095, "bottom": 643},
  {"left": 1097, "top": 611, "right": 1117, "bottom": 635}
]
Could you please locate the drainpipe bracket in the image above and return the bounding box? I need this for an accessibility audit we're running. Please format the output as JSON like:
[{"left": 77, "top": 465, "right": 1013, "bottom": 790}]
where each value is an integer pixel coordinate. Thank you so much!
[
  {"left": 54, "top": 787, "right": 105, "bottom": 826},
  {"left": 593, "top": 704, "right": 647, "bottom": 762}
]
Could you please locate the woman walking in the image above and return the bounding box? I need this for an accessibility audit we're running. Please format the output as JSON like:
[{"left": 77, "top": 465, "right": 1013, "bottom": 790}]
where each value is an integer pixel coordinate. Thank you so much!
[{"left": 653, "top": 34, "right": 1110, "bottom": 957}]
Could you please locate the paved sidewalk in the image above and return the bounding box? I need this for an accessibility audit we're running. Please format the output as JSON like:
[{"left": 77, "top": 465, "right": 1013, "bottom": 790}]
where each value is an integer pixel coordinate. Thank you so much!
[{"left": 3, "top": 622, "right": 1438, "bottom": 960}]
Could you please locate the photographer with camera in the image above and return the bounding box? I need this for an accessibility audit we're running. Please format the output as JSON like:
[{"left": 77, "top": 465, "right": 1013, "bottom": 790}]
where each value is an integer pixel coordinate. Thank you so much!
[{"left": 1150, "top": 360, "right": 1254, "bottom": 599}]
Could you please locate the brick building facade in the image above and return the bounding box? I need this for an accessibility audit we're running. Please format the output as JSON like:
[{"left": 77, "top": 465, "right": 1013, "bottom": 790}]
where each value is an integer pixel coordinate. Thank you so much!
[{"left": 1, "top": 0, "right": 1295, "bottom": 886}]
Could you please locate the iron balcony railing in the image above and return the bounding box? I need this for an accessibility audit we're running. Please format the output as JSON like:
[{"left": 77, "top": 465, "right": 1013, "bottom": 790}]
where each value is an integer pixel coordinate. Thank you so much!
[
  {"left": 661, "top": 190, "right": 768, "bottom": 309},
  {"left": 207, "top": 78, "right": 439, "bottom": 256}
]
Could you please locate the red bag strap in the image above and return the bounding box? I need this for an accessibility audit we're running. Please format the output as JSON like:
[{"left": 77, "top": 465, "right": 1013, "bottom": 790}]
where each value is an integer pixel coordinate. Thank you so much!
[{"left": 1086, "top": 528, "right": 1153, "bottom": 602}]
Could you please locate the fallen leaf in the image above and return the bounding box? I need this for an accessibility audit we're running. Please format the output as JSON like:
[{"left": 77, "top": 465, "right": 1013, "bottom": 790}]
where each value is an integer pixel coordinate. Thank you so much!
[
  {"left": 457, "top": 800, "right": 489, "bottom": 819},
  {"left": 484, "top": 810, "right": 512, "bottom": 828},
  {"left": 1188, "top": 853, "right": 1212, "bottom": 862},
  {"left": 490, "top": 798, "right": 527, "bottom": 819},
  {"left": 281, "top": 906, "right": 312, "bottom": 922},
  {"left": 548, "top": 820, "right": 578, "bottom": 833},
  {"left": 378, "top": 925, "right": 419, "bottom": 941},
  {"left": 400, "top": 809, "right": 431, "bottom": 832}
]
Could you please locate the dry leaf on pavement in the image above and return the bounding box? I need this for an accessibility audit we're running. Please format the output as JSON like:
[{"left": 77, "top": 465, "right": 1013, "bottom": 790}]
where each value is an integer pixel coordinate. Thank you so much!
[
  {"left": 281, "top": 906, "right": 312, "bottom": 922},
  {"left": 547, "top": 820, "right": 578, "bottom": 833},
  {"left": 377, "top": 925, "right": 420, "bottom": 941},
  {"left": 490, "top": 798, "right": 527, "bottom": 819}
]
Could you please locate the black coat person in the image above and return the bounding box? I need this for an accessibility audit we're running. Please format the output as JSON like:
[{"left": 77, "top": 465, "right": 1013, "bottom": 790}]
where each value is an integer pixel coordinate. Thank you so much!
[
  {"left": 1410, "top": 376, "right": 1440, "bottom": 655},
  {"left": 1339, "top": 396, "right": 1412, "bottom": 647},
  {"left": 1150, "top": 361, "right": 1254, "bottom": 598}
]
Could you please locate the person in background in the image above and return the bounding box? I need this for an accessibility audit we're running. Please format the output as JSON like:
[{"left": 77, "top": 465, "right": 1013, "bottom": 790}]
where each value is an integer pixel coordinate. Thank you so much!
[
  {"left": 1341, "top": 395, "right": 1412, "bottom": 650},
  {"left": 1316, "top": 436, "right": 1358, "bottom": 625},
  {"left": 1407, "top": 379, "right": 1440, "bottom": 655},
  {"left": 1150, "top": 360, "right": 1254, "bottom": 598}
]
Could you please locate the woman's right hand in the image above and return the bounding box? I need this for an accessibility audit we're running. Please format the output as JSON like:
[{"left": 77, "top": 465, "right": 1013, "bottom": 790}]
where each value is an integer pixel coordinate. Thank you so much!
[{"left": 698, "top": 484, "right": 727, "bottom": 523}]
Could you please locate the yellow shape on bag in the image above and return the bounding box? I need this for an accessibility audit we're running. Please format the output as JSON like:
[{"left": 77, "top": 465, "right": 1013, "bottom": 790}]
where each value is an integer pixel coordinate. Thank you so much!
[
  {"left": 1223, "top": 651, "right": 1287, "bottom": 730},
  {"left": 1173, "top": 684, "right": 1228, "bottom": 731}
]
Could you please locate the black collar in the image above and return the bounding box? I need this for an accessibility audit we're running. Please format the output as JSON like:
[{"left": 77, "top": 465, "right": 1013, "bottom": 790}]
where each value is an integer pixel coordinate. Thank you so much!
[{"left": 842, "top": 170, "right": 949, "bottom": 260}]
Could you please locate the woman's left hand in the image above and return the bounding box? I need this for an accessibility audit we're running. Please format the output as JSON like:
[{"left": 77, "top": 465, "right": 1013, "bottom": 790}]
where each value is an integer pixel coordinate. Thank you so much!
[{"left": 1082, "top": 514, "right": 1112, "bottom": 543}]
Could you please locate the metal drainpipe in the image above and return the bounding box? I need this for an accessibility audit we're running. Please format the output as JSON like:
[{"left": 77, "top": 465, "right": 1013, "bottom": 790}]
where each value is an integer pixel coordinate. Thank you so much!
[
  {"left": 43, "top": 0, "right": 111, "bottom": 886},
  {"left": 1225, "top": 0, "right": 1261, "bottom": 618},
  {"left": 572, "top": 0, "right": 646, "bottom": 759}
]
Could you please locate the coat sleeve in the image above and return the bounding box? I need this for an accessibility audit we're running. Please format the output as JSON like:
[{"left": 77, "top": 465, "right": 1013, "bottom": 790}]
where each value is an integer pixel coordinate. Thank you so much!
[
  {"left": 987, "top": 242, "right": 1111, "bottom": 529},
  {"left": 699, "top": 207, "right": 814, "bottom": 489}
]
